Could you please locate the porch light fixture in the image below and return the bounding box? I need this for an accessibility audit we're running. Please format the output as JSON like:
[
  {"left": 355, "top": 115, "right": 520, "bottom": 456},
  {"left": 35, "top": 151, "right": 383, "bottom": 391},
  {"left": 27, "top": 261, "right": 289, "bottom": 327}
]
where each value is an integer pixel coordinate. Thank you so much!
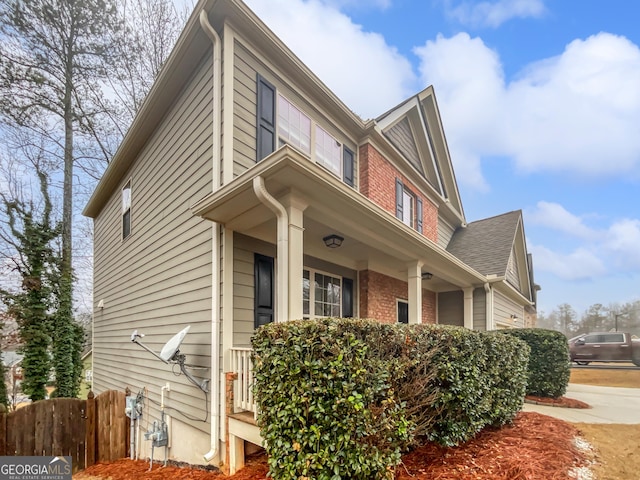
[
  {"left": 421, "top": 272, "right": 433, "bottom": 280},
  {"left": 323, "top": 234, "right": 344, "bottom": 248}
]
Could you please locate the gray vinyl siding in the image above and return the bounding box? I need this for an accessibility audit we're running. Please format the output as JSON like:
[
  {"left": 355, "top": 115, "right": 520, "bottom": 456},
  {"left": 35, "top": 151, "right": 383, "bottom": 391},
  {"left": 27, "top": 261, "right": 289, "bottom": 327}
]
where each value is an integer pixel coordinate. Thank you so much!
[
  {"left": 231, "top": 39, "right": 358, "bottom": 184},
  {"left": 494, "top": 291, "right": 525, "bottom": 328},
  {"left": 473, "top": 288, "right": 486, "bottom": 331},
  {"left": 437, "top": 217, "right": 455, "bottom": 248},
  {"left": 92, "top": 54, "right": 214, "bottom": 433},
  {"left": 384, "top": 118, "right": 423, "bottom": 174},
  {"left": 506, "top": 247, "right": 520, "bottom": 290},
  {"left": 233, "top": 41, "right": 259, "bottom": 176},
  {"left": 437, "top": 290, "right": 464, "bottom": 326},
  {"left": 233, "top": 234, "right": 276, "bottom": 347}
]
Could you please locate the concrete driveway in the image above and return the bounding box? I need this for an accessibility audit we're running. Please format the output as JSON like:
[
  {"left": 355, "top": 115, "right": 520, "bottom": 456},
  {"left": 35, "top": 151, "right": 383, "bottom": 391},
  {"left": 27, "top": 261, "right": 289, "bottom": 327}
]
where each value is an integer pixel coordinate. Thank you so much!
[{"left": 522, "top": 383, "right": 640, "bottom": 423}]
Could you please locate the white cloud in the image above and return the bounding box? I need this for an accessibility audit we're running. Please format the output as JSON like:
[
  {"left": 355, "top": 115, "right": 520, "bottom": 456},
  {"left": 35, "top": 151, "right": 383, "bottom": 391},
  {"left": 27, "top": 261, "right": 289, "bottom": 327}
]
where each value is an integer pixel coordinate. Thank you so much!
[
  {"left": 445, "top": 0, "right": 546, "bottom": 28},
  {"left": 415, "top": 32, "right": 640, "bottom": 188},
  {"left": 605, "top": 219, "right": 640, "bottom": 269},
  {"left": 527, "top": 201, "right": 597, "bottom": 240},
  {"left": 244, "top": 0, "right": 415, "bottom": 119},
  {"left": 529, "top": 243, "right": 606, "bottom": 281}
]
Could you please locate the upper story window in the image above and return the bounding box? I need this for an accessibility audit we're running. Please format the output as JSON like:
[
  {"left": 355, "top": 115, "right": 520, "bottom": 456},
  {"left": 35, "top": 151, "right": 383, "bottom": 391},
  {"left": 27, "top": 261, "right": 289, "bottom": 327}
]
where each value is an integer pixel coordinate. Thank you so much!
[
  {"left": 257, "top": 74, "right": 355, "bottom": 187},
  {"left": 278, "top": 95, "right": 311, "bottom": 154},
  {"left": 315, "top": 125, "right": 341, "bottom": 177},
  {"left": 122, "top": 181, "right": 131, "bottom": 239},
  {"left": 396, "top": 178, "right": 423, "bottom": 234}
]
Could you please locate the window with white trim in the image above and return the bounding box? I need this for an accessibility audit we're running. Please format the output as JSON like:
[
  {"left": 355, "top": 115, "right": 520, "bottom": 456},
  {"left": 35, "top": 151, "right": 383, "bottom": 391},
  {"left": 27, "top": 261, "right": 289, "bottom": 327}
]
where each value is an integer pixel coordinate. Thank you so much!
[
  {"left": 278, "top": 95, "right": 311, "bottom": 154},
  {"left": 395, "top": 178, "right": 423, "bottom": 233},
  {"left": 315, "top": 125, "right": 341, "bottom": 176},
  {"left": 401, "top": 188, "right": 414, "bottom": 227},
  {"left": 256, "top": 76, "right": 356, "bottom": 186},
  {"left": 303, "top": 269, "right": 342, "bottom": 318},
  {"left": 122, "top": 181, "right": 131, "bottom": 239}
]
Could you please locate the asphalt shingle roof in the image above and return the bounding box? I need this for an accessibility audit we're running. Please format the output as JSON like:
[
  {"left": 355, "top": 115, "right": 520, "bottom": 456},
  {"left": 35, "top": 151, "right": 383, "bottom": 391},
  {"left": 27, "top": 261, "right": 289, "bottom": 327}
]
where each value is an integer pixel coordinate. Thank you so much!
[{"left": 446, "top": 210, "right": 522, "bottom": 277}]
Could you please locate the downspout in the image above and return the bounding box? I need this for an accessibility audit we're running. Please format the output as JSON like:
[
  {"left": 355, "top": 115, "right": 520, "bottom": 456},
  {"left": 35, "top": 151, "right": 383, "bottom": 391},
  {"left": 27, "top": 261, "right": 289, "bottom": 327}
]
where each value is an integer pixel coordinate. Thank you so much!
[
  {"left": 253, "top": 176, "right": 289, "bottom": 322},
  {"left": 200, "top": 8, "right": 221, "bottom": 464}
]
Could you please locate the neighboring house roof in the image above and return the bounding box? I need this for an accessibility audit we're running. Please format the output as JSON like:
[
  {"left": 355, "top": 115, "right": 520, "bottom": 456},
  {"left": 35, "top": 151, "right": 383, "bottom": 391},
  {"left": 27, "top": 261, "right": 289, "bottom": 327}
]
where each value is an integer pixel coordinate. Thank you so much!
[
  {"left": 447, "top": 210, "right": 522, "bottom": 278},
  {"left": 2, "top": 349, "right": 23, "bottom": 368}
]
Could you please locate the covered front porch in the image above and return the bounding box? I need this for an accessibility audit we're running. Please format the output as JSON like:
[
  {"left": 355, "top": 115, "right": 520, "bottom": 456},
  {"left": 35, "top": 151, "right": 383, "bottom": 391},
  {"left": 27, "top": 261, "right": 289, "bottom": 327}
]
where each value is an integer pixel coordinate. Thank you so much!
[{"left": 191, "top": 146, "right": 488, "bottom": 473}]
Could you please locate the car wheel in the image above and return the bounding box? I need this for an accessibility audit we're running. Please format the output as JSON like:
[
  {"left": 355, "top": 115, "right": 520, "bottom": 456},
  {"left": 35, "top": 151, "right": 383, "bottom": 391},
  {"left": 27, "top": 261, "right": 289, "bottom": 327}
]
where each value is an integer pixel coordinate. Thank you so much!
[{"left": 575, "top": 361, "right": 590, "bottom": 366}]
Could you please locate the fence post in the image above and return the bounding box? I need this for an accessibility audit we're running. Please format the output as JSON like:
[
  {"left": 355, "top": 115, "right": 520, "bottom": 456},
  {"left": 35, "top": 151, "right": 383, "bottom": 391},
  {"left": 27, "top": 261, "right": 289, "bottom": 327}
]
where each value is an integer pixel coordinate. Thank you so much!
[
  {"left": 0, "top": 403, "right": 6, "bottom": 456},
  {"left": 85, "top": 391, "right": 96, "bottom": 468}
]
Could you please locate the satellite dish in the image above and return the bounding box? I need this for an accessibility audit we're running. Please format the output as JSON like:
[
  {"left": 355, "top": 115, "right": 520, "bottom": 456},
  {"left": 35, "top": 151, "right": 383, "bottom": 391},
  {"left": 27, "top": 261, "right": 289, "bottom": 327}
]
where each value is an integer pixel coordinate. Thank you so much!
[{"left": 160, "top": 326, "right": 190, "bottom": 363}]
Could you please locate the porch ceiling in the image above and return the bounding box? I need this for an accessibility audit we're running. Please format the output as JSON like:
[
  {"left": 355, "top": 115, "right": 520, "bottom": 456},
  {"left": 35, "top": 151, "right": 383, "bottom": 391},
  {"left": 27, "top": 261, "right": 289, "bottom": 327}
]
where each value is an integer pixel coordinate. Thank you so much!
[{"left": 191, "top": 146, "right": 485, "bottom": 289}]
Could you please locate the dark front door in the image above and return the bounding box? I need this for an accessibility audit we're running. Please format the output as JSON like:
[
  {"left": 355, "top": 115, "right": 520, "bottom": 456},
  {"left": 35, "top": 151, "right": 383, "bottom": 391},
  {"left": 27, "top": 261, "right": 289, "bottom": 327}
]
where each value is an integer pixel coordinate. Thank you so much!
[
  {"left": 254, "top": 254, "right": 274, "bottom": 328},
  {"left": 398, "top": 300, "right": 409, "bottom": 324}
]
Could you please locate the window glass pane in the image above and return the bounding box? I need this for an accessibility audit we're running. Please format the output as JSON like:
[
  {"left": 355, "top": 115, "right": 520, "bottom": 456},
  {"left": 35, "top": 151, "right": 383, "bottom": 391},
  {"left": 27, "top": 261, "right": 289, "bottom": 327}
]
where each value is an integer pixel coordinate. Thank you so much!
[
  {"left": 278, "top": 95, "right": 311, "bottom": 154},
  {"left": 303, "top": 270, "right": 310, "bottom": 316},
  {"left": 315, "top": 126, "right": 341, "bottom": 176},
  {"left": 402, "top": 189, "right": 413, "bottom": 227},
  {"left": 310, "top": 272, "right": 341, "bottom": 318},
  {"left": 606, "top": 334, "right": 624, "bottom": 343},
  {"left": 122, "top": 182, "right": 131, "bottom": 212}
]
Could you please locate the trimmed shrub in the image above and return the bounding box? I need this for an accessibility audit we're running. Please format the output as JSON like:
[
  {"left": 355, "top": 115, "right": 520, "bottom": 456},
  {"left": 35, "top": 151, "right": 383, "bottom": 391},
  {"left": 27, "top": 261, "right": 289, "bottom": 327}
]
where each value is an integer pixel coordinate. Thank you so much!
[
  {"left": 252, "top": 318, "right": 414, "bottom": 480},
  {"left": 405, "top": 325, "right": 529, "bottom": 446},
  {"left": 498, "top": 328, "right": 570, "bottom": 398}
]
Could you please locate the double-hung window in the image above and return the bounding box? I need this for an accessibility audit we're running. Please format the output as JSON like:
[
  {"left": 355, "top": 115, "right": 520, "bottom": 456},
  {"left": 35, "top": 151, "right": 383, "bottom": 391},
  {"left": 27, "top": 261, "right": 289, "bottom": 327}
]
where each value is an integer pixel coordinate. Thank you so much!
[
  {"left": 396, "top": 179, "right": 423, "bottom": 234},
  {"left": 122, "top": 181, "right": 131, "bottom": 239},
  {"left": 303, "top": 269, "right": 342, "bottom": 318},
  {"left": 278, "top": 95, "right": 311, "bottom": 154}
]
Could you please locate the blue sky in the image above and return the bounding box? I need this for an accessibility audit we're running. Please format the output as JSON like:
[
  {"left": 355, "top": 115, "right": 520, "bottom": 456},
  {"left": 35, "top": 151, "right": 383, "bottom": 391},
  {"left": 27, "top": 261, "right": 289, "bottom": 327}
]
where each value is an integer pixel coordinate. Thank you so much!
[{"left": 243, "top": 0, "right": 640, "bottom": 315}]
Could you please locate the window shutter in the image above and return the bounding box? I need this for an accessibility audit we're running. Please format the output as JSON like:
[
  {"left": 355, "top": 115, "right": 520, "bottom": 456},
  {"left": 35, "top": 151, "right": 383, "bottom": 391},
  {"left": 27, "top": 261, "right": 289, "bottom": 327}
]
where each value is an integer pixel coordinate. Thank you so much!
[
  {"left": 343, "top": 146, "right": 355, "bottom": 187},
  {"left": 416, "top": 197, "right": 423, "bottom": 233},
  {"left": 342, "top": 278, "right": 353, "bottom": 317},
  {"left": 256, "top": 74, "right": 276, "bottom": 162},
  {"left": 395, "top": 178, "right": 403, "bottom": 219}
]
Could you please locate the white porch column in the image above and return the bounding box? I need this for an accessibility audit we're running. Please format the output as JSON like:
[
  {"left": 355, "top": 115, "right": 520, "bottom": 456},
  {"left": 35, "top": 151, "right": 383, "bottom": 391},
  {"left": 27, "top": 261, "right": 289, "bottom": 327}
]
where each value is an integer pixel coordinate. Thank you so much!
[
  {"left": 408, "top": 261, "right": 423, "bottom": 324},
  {"left": 463, "top": 287, "right": 474, "bottom": 330},
  {"left": 282, "top": 194, "right": 308, "bottom": 321}
]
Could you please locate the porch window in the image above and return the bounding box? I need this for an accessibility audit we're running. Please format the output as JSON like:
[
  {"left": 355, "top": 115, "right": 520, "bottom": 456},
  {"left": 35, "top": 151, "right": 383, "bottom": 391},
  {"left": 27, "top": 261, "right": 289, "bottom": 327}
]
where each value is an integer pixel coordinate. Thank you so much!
[
  {"left": 122, "top": 181, "right": 131, "bottom": 239},
  {"left": 278, "top": 95, "right": 311, "bottom": 155},
  {"left": 303, "top": 269, "right": 341, "bottom": 318}
]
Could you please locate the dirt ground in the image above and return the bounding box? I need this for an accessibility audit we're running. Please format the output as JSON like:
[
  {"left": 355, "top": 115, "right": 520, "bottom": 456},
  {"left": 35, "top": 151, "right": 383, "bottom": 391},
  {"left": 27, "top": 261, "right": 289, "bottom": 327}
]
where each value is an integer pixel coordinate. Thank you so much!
[{"left": 73, "top": 367, "right": 640, "bottom": 479}]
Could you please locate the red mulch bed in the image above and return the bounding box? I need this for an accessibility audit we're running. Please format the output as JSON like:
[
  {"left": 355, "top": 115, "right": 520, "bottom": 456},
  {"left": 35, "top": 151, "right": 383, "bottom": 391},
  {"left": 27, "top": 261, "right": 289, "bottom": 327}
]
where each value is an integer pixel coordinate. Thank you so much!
[
  {"left": 74, "top": 412, "right": 589, "bottom": 480},
  {"left": 525, "top": 395, "right": 591, "bottom": 409}
]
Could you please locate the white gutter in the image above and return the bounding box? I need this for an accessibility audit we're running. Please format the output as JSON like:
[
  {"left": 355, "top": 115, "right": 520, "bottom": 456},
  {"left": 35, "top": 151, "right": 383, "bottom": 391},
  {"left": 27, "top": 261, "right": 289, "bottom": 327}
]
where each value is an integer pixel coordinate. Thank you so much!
[
  {"left": 253, "top": 176, "right": 288, "bottom": 322},
  {"left": 199, "top": 7, "right": 221, "bottom": 464},
  {"left": 484, "top": 282, "right": 493, "bottom": 331}
]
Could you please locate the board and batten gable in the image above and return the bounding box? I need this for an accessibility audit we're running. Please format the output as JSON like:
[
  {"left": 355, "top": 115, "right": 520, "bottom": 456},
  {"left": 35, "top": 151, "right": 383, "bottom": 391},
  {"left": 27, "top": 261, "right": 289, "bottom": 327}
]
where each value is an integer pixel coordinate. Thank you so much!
[{"left": 92, "top": 53, "right": 215, "bottom": 439}]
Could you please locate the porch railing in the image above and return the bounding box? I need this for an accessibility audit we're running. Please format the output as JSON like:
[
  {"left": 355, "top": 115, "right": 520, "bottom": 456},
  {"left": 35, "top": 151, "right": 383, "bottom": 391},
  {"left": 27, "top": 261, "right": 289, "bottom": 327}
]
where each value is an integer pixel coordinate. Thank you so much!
[{"left": 230, "top": 347, "right": 256, "bottom": 415}]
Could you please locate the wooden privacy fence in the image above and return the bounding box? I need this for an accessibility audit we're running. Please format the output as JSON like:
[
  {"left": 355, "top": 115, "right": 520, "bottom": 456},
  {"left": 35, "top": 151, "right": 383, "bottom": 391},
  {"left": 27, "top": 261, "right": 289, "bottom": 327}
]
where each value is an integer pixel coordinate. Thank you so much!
[{"left": 0, "top": 390, "right": 129, "bottom": 473}]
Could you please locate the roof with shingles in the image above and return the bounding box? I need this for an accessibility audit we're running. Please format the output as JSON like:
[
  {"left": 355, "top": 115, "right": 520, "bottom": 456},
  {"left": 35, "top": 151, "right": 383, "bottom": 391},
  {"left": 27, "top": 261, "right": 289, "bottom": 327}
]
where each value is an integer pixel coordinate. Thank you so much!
[{"left": 446, "top": 210, "right": 522, "bottom": 277}]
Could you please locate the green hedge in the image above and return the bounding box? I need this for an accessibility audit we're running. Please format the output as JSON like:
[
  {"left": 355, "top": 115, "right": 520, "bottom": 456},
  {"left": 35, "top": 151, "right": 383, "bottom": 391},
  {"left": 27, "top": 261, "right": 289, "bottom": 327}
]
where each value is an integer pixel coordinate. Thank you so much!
[
  {"left": 407, "top": 325, "right": 529, "bottom": 446},
  {"left": 498, "top": 328, "right": 570, "bottom": 398},
  {"left": 252, "top": 318, "right": 413, "bottom": 480},
  {"left": 252, "top": 319, "right": 530, "bottom": 478}
]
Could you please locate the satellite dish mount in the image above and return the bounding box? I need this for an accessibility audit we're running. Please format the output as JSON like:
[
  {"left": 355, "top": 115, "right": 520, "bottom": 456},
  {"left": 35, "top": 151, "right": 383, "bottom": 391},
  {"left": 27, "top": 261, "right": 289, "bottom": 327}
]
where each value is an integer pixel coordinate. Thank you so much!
[{"left": 131, "top": 326, "right": 209, "bottom": 392}]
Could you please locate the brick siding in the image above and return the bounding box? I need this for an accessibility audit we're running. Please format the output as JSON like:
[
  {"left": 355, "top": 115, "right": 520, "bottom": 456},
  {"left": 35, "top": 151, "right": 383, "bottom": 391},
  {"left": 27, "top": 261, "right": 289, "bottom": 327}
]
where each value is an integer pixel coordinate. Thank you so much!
[
  {"left": 359, "top": 143, "right": 438, "bottom": 243},
  {"left": 359, "top": 270, "right": 436, "bottom": 324}
]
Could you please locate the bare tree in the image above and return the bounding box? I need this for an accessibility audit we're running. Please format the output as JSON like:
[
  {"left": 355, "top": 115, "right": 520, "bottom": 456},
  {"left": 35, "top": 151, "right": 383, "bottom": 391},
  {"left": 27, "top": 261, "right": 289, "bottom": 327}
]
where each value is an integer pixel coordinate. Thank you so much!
[{"left": 0, "top": 0, "right": 123, "bottom": 396}]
